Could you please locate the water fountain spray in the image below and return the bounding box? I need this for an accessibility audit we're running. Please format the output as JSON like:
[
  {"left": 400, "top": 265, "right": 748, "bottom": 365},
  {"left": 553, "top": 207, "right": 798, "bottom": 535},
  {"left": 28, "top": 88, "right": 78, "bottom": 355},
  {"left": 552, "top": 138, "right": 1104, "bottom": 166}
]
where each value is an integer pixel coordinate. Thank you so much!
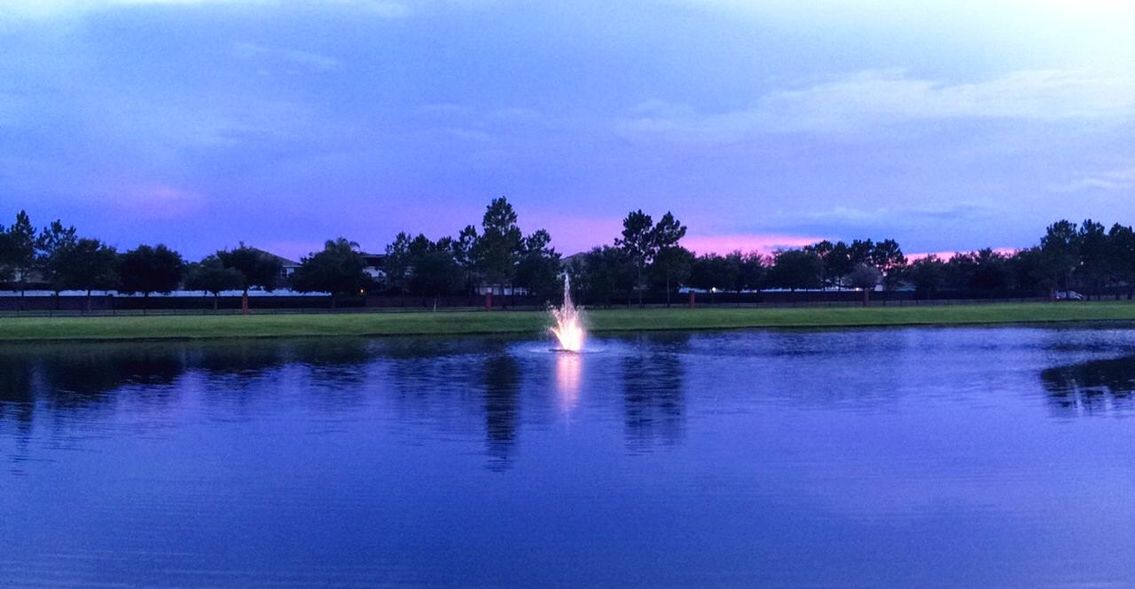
[{"left": 550, "top": 273, "right": 585, "bottom": 352}]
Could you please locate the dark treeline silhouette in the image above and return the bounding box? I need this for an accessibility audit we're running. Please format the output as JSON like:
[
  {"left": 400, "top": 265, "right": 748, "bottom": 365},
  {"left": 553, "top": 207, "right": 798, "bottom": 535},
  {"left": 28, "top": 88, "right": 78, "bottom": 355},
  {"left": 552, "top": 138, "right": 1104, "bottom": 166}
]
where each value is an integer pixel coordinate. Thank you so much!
[{"left": 2, "top": 202, "right": 1133, "bottom": 310}]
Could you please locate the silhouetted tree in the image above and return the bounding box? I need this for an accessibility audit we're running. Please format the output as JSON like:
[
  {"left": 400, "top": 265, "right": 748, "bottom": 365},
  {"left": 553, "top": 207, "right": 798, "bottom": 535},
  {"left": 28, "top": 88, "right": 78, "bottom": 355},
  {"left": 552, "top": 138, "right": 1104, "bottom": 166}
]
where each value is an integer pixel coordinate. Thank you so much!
[
  {"left": 1077, "top": 219, "right": 1109, "bottom": 299},
  {"left": 848, "top": 263, "right": 881, "bottom": 305},
  {"left": 1108, "top": 224, "right": 1135, "bottom": 299},
  {"left": 650, "top": 212, "right": 688, "bottom": 305},
  {"left": 688, "top": 253, "right": 740, "bottom": 296},
  {"left": 571, "top": 246, "right": 634, "bottom": 307},
  {"left": 652, "top": 246, "right": 694, "bottom": 305},
  {"left": 2, "top": 210, "right": 36, "bottom": 294},
  {"left": 216, "top": 244, "right": 282, "bottom": 313},
  {"left": 51, "top": 238, "right": 119, "bottom": 310},
  {"left": 186, "top": 256, "right": 244, "bottom": 310},
  {"left": 766, "top": 249, "right": 822, "bottom": 291},
  {"left": 292, "top": 238, "right": 371, "bottom": 308},
  {"left": 119, "top": 244, "right": 185, "bottom": 309},
  {"left": 515, "top": 228, "right": 561, "bottom": 302},
  {"left": 404, "top": 235, "right": 465, "bottom": 310},
  {"left": 35, "top": 219, "right": 78, "bottom": 300},
  {"left": 616, "top": 209, "right": 654, "bottom": 306},
  {"left": 904, "top": 255, "right": 946, "bottom": 297},
  {"left": 472, "top": 197, "right": 523, "bottom": 295},
  {"left": 1040, "top": 220, "right": 1080, "bottom": 295}
]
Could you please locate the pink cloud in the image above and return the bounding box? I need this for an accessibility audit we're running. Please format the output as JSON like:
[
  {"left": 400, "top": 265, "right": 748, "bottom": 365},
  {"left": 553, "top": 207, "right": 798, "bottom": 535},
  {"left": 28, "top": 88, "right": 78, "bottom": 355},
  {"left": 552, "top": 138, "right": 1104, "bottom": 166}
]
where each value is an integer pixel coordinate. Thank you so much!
[
  {"left": 112, "top": 184, "right": 205, "bottom": 220},
  {"left": 906, "top": 247, "right": 1020, "bottom": 261},
  {"left": 682, "top": 233, "right": 827, "bottom": 256}
]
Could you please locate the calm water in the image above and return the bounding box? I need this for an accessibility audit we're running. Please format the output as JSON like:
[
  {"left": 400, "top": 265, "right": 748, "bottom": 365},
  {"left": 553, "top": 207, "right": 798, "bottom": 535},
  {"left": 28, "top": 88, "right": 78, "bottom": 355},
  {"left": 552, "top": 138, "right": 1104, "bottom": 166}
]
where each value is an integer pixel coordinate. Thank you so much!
[{"left": 3, "top": 326, "right": 1135, "bottom": 587}]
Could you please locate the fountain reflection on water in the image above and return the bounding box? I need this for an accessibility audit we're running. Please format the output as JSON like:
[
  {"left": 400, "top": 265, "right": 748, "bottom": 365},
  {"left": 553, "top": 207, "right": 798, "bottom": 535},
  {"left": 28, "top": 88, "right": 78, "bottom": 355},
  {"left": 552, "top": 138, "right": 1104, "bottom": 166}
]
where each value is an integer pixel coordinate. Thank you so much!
[
  {"left": 555, "top": 353, "right": 582, "bottom": 412},
  {"left": 550, "top": 274, "right": 585, "bottom": 353}
]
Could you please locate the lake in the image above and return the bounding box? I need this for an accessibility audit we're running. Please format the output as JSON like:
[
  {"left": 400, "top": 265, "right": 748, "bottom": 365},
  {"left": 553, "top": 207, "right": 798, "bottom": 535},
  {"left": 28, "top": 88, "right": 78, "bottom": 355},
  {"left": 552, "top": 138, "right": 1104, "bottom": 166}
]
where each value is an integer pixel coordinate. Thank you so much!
[{"left": 3, "top": 326, "right": 1135, "bottom": 587}]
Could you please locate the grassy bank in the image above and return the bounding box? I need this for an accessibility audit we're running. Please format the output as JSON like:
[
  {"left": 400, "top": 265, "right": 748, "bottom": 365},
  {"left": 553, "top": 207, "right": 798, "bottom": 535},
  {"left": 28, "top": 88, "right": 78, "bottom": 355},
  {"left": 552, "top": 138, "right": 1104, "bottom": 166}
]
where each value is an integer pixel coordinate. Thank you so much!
[{"left": 1, "top": 302, "right": 1135, "bottom": 342}]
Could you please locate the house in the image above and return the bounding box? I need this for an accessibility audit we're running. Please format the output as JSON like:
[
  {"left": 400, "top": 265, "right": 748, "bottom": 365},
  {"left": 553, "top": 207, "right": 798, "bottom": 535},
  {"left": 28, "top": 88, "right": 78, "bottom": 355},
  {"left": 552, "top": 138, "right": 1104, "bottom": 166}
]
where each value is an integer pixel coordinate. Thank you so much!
[
  {"left": 250, "top": 248, "right": 301, "bottom": 280},
  {"left": 360, "top": 252, "right": 387, "bottom": 282}
]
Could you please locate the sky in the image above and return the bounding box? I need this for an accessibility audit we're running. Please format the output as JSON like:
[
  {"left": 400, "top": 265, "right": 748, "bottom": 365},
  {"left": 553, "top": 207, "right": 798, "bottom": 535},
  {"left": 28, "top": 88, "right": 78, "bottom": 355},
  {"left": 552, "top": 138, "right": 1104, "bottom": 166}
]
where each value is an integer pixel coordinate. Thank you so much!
[{"left": 1, "top": 0, "right": 1133, "bottom": 260}]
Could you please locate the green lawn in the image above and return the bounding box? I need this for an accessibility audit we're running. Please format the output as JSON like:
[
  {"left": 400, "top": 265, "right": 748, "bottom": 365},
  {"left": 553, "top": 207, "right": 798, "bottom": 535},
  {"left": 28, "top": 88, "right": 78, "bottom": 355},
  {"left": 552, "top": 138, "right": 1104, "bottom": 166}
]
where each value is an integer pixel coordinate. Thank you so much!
[{"left": 1, "top": 301, "right": 1135, "bottom": 342}]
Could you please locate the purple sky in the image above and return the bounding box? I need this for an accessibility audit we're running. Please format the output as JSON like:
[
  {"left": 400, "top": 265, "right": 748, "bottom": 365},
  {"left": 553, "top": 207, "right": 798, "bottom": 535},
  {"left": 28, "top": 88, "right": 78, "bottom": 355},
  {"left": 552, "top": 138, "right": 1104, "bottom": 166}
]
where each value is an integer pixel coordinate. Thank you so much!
[{"left": 1, "top": 1, "right": 1134, "bottom": 260}]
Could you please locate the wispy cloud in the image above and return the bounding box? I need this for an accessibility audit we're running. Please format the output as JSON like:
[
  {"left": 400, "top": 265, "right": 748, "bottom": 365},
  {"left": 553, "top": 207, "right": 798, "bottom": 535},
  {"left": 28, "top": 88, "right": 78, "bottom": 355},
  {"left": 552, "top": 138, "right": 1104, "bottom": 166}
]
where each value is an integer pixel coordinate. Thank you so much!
[
  {"left": 1050, "top": 166, "right": 1135, "bottom": 193},
  {"left": 233, "top": 42, "right": 340, "bottom": 72},
  {"left": 793, "top": 202, "right": 999, "bottom": 225},
  {"left": 111, "top": 184, "right": 207, "bottom": 220},
  {"left": 0, "top": 0, "right": 411, "bottom": 22},
  {"left": 682, "top": 233, "right": 825, "bottom": 255},
  {"left": 617, "top": 69, "right": 1135, "bottom": 143}
]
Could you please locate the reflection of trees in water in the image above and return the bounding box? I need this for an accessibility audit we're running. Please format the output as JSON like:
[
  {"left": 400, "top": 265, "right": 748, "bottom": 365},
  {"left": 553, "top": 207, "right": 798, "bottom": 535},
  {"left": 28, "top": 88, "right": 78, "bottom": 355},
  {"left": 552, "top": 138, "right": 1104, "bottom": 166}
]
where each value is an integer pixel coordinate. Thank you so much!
[
  {"left": 0, "top": 337, "right": 532, "bottom": 471},
  {"left": 622, "top": 334, "right": 687, "bottom": 451},
  {"left": 378, "top": 339, "right": 523, "bottom": 471},
  {"left": 483, "top": 354, "right": 521, "bottom": 470},
  {"left": 190, "top": 341, "right": 289, "bottom": 377},
  {"left": 34, "top": 344, "right": 188, "bottom": 410},
  {"left": 1042, "top": 354, "right": 1135, "bottom": 417},
  {"left": 0, "top": 339, "right": 384, "bottom": 417}
]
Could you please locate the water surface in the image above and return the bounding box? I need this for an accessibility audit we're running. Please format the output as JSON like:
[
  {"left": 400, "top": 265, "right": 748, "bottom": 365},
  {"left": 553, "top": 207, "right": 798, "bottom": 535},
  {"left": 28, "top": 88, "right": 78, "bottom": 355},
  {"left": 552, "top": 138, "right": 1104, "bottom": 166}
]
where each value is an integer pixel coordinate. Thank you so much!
[{"left": 3, "top": 326, "right": 1135, "bottom": 587}]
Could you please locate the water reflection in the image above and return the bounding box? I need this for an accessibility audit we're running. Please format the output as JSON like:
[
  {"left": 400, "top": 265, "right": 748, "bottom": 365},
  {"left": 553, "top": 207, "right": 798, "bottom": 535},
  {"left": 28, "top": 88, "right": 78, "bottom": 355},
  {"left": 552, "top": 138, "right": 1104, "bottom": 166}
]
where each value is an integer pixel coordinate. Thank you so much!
[
  {"left": 621, "top": 335, "right": 687, "bottom": 451},
  {"left": 483, "top": 354, "right": 521, "bottom": 470},
  {"left": 1042, "top": 354, "right": 1135, "bottom": 417},
  {"left": 554, "top": 352, "right": 582, "bottom": 414}
]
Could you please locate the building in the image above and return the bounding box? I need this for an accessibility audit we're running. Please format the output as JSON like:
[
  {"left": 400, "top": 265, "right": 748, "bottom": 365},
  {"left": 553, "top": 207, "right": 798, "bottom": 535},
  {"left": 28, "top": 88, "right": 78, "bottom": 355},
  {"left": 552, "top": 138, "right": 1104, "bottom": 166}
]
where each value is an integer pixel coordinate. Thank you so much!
[{"left": 360, "top": 252, "right": 387, "bottom": 283}]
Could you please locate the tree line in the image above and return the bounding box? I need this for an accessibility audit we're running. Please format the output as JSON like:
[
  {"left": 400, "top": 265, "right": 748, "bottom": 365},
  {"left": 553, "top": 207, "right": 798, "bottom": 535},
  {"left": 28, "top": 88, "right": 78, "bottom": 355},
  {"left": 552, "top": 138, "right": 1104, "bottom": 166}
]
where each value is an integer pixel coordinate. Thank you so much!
[{"left": 1, "top": 201, "right": 1133, "bottom": 310}]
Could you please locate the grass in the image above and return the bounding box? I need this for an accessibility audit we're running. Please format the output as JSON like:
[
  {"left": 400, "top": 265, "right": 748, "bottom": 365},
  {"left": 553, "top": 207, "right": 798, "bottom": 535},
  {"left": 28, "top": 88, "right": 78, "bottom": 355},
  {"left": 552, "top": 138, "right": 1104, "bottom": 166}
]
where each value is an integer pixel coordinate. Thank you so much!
[{"left": 1, "top": 301, "right": 1135, "bottom": 342}]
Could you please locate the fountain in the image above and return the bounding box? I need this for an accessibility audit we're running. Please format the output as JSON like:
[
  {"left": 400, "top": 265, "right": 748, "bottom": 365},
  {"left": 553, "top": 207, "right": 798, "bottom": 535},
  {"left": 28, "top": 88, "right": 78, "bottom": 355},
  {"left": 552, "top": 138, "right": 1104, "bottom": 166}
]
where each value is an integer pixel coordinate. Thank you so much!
[{"left": 550, "top": 273, "right": 585, "bottom": 352}]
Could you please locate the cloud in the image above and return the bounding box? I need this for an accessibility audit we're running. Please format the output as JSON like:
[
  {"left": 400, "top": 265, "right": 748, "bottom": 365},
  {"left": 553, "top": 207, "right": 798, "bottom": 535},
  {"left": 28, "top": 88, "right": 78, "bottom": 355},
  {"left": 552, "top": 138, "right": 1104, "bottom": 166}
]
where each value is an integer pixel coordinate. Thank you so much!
[
  {"left": 110, "top": 184, "right": 207, "bottom": 220},
  {"left": 682, "top": 233, "right": 826, "bottom": 255},
  {"left": 794, "top": 202, "right": 999, "bottom": 225},
  {"left": 0, "top": 0, "right": 410, "bottom": 22},
  {"left": 1050, "top": 166, "right": 1135, "bottom": 193},
  {"left": 233, "top": 42, "right": 340, "bottom": 72},
  {"left": 617, "top": 69, "right": 1135, "bottom": 143}
]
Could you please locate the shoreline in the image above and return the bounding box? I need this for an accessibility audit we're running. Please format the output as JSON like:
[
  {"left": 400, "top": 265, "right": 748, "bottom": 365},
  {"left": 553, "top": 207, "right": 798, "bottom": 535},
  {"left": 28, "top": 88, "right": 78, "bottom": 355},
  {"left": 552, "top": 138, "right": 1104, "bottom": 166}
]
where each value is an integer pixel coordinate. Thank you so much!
[{"left": 2, "top": 301, "right": 1135, "bottom": 343}]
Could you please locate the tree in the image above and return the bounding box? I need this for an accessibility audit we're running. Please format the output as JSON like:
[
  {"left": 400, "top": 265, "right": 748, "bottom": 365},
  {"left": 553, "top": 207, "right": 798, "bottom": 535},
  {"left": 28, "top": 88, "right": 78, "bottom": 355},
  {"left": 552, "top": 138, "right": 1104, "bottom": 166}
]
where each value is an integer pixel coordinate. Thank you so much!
[
  {"left": 804, "top": 240, "right": 835, "bottom": 288},
  {"left": 119, "top": 244, "right": 185, "bottom": 308},
  {"left": 945, "top": 249, "right": 1010, "bottom": 294},
  {"left": 688, "top": 253, "right": 741, "bottom": 301},
  {"left": 384, "top": 232, "right": 416, "bottom": 293},
  {"left": 1007, "top": 247, "right": 1052, "bottom": 294},
  {"left": 34, "top": 220, "right": 79, "bottom": 302},
  {"left": 649, "top": 212, "right": 688, "bottom": 306},
  {"left": 1076, "top": 219, "right": 1109, "bottom": 299},
  {"left": 407, "top": 239, "right": 465, "bottom": 310},
  {"left": 216, "top": 244, "right": 282, "bottom": 313},
  {"left": 766, "top": 249, "right": 822, "bottom": 291},
  {"left": 847, "top": 263, "right": 881, "bottom": 305},
  {"left": 824, "top": 241, "right": 854, "bottom": 288},
  {"left": 1040, "top": 220, "right": 1079, "bottom": 295},
  {"left": 616, "top": 209, "right": 654, "bottom": 306},
  {"left": 186, "top": 255, "right": 244, "bottom": 310},
  {"left": 651, "top": 246, "right": 694, "bottom": 305},
  {"left": 870, "top": 239, "right": 907, "bottom": 289},
  {"left": 291, "top": 238, "right": 370, "bottom": 308},
  {"left": 472, "top": 197, "right": 523, "bottom": 294},
  {"left": 515, "top": 229, "right": 561, "bottom": 302},
  {"left": 905, "top": 255, "right": 946, "bottom": 298},
  {"left": 571, "top": 246, "right": 634, "bottom": 307},
  {"left": 3, "top": 210, "right": 37, "bottom": 294},
  {"left": 1108, "top": 224, "right": 1135, "bottom": 299},
  {"left": 848, "top": 239, "right": 875, "bottom": 268},
  {"left": 36, "top": 219, "right": 78, "bottom": 292},
  {"left": 735, "top": 251, "right": 767, "bottom": 292},
  {"left": 50, "top": 238, "right": 119, "bottom": 311}
]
